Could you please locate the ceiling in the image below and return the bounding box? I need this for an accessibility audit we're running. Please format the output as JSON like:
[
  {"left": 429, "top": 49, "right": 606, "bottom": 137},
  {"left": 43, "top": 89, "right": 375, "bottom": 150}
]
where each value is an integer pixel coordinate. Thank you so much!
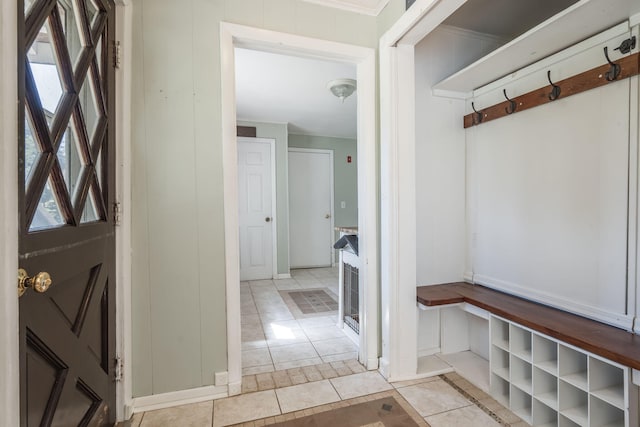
[
  {"left": 443, "top": 0, "right": 579, "bottom": 38},
  {"left": 235, "top": 48, "right": 357, "bottom": 139}
]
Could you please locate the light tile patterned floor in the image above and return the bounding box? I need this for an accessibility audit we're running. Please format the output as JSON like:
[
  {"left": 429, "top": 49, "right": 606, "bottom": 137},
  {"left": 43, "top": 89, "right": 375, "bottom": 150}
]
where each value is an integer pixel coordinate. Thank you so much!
[
  {"left": 241, "top": 268, "right": 359, "bottom": 375},
  {"left": 125, "top": 372, "right": 529, "bottom": 427},
  {"left": 123, "top": 268, "right": 529, "bottom": 426}
]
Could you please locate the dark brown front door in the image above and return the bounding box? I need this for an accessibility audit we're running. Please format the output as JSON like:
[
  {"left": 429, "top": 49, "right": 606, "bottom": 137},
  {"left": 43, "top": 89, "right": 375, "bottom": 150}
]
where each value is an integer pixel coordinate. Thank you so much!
[{"left": 18, "top": 0, "right": 116, "bottom": 425}]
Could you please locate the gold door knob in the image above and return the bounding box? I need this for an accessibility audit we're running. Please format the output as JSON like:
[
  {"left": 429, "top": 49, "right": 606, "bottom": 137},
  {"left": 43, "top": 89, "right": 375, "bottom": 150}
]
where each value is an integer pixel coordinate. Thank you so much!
[{"left": 18, "top": 269, "right": 52, "bottom": 297}]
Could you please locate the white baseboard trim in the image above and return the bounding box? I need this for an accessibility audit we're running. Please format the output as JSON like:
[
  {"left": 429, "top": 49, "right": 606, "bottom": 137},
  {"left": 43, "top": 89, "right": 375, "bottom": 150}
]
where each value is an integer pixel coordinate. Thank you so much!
[
  {"left": 473, "top": 274, "right": 635, "bottom": 331},
  {"left": 366, "top": 357, "right": 379, "bottom": 370},
  {"left": 214, "top": 371, "right": 229, "bottom": 386},
  {"left": 417, "top": 347, "right": 441, "bottom": 358},
  {"left": 275, "top": 273, "right": 291, "bottom": 279},
  {"left": 463, "top": 271, "right": 474, "bottom": 283},
  {"left": 227, "top": 381, "right": 242, "bottom": 396},
  {"left": 378, "top": 357, "right": 390, "bottom": 379},
  {"left": 132, "top": 385, "right": 228, "bottom": 413}
]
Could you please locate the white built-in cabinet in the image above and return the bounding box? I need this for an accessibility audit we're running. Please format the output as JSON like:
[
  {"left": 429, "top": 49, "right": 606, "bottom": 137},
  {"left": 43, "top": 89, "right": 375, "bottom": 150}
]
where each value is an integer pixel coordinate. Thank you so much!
[{"left": 490, "top": 316, "right": 637, "bottom": 427}]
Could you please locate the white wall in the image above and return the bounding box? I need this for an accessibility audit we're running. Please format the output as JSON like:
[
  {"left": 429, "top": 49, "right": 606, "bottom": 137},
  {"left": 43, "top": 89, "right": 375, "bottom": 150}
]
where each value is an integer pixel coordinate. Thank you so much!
[
  {"left": 466, "top": 28, "right": 636, "bottom": 328},
  {"left": 414, "top": 26, "right": 504, "bottom": 286},
  {"left": 130, "top": 0, "right": 401, "bottom": 397}
]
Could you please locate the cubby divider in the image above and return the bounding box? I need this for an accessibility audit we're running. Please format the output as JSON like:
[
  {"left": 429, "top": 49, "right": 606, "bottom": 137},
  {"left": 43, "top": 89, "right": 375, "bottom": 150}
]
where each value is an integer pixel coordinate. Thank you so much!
[
  {"left": 589, "top": 357, "right": 624, "bottom": 409},
  {"left": 559, "top": 380, "right": 588, "bottom": 426},
  {"left": 511, "top": 356, "right": 532, "bottom": 393},
  {"left": 491, "top": 317, "right": 509, "bottom": 351},
  {"left": 559, "top": 345, "right": 588, "bottom": 391},
  {"left": 511, "top": 385, "right": 533, "bottom": 424},
  {"left": 590, "top": 395, "right": 624, "bottom": 427},
  {"left": 510, "top": 324, "right": 532, "bottom": 361},
  {"left": 533, "top": 399, "right": 558, "bottom": 427},
  {"left": 533, "top": 334, "right": 558, "bottom": 375},
  {"left": 533, "top": 366, "right": 558, "bottom": 410}
]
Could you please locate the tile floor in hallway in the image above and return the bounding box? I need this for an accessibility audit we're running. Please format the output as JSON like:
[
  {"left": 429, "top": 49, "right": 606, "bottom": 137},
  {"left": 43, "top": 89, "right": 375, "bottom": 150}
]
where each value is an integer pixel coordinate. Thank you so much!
[
  {"left": 240, "top": 267, "right": 359, "bottom": 375},
  {"left": 126, "top": 371, "right": 529, "bottom": 427}
]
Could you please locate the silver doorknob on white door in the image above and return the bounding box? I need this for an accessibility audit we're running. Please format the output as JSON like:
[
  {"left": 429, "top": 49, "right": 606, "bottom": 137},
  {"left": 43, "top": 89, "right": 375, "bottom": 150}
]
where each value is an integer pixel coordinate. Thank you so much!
[
  {"left": 325, "top": 214, "right": 331, "bottom": 219},
  {"left": 265, "top": 217, "right": 272, "bottom": 222}
]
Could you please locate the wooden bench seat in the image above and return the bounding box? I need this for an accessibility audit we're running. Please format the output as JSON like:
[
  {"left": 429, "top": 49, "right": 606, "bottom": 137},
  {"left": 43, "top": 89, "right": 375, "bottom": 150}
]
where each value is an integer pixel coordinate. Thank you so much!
[{"left": 417, "top": 282, "right": 640, "bottom": 370}]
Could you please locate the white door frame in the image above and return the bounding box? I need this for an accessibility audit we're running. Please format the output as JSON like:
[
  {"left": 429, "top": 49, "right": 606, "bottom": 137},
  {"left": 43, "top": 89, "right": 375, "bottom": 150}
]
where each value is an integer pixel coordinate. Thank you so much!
[
  {"left": 0, "top": 0, "right": 20, "bottom": 425},
  {"left": 378, "top": 0, "right": 467, "bottom": 381},
  {"left": 238, "top": 137, "right": 278, "bottom": 280},
  {"left": 221, "top": 22, "right": 379, "bottom": 394},
  {"left": 287, "top": 147, "right": 335, "bottom": 268}
]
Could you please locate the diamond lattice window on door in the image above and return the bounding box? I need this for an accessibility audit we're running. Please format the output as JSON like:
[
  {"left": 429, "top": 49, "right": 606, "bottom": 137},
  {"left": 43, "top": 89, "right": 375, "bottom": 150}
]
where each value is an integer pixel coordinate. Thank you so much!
[{"left": 24, "top": 0, "right": 108, "bottom": 232}]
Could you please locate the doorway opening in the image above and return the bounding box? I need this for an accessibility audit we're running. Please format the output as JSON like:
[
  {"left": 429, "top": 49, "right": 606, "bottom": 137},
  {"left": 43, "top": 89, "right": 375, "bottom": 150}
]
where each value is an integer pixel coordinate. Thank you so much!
[{"left": 221, "top": 23, "right": 377, "bottom": 394}]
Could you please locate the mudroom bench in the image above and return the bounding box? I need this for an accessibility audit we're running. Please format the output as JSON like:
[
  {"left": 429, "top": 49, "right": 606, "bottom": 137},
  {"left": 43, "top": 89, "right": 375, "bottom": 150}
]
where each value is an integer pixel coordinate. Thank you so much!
[{"left": 416, "top": 282, "right": 640, "bottom": 426}]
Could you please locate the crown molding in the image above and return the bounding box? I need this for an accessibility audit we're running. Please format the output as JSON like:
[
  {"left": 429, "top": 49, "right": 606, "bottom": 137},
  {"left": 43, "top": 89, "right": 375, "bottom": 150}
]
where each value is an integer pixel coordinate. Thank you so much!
[{"left": 302, "top": 0, "right": 390, "bottom": 16}]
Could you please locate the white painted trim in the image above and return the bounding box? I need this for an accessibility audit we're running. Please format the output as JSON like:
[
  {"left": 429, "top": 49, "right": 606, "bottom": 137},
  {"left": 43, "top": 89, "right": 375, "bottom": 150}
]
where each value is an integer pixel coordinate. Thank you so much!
[
  {"left": 473, "top": 274, "right": 635, "bottom": 331},
  {"left": 114, "top": 0, "right": 133, "bottom": 422},
  {"left": 131, "top": 384, "right": 228, "bottom": 414},
  {"left": 0, "top": 0, "right": 19, "bottom": 425},
  {"left": 379, "top": 41, "right": 418, "bottom": 381},
  {"left": 237, "top": 137, "right": 278, "bottom": 281},
  {"left": 221, "top": 22, "right": 378, "bottom": 388},
  {"left": 633, "top": 23, "right": 640, "bottom": 333},
  {"left": 276, "top": 273, "right": 292, "bottom": 279},
  {"left": 214, "top": 371, "right": 229, "bottom": 386},
  {"left": 287, "top": 147, "right": 335, "bottom": 268},
  {"left": 301, "top": 0, "right": 390, "bottom": 16}
]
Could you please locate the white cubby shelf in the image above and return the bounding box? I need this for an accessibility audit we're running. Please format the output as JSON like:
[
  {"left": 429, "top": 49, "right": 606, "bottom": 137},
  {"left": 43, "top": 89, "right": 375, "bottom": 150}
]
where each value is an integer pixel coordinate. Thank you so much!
[{"left": 489, "top": 316, "right": 636, "bottom": 426}]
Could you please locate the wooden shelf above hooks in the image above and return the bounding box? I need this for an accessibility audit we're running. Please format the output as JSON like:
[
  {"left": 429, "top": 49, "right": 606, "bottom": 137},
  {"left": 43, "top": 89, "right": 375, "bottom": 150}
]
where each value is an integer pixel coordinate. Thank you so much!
[{"left": 463, "top": 49, "right": 639, "bottom": 129}]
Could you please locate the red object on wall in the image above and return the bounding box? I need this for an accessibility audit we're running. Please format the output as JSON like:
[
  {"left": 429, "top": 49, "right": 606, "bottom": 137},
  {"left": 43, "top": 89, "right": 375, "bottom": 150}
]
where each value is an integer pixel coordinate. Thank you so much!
[{"left": 347, "top": 155, "right": 352, "bottom": 163}]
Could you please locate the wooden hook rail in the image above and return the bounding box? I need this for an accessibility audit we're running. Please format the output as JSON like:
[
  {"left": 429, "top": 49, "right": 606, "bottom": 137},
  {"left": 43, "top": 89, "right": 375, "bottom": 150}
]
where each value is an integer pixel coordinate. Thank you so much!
[{"left": 463, "top": 50, "right": 640, "bottom": 129}]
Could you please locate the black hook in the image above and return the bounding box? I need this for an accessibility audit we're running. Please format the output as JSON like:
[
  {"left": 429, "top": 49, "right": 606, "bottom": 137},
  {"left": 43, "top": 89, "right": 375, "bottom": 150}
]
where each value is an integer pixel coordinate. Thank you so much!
[
  {"left": 503, "top": 89, "right": 516, "bottom": 114},
  {"left": 471, "top": 102, "right": 483, "bottom": 125},
  {"left": 547, "top": 70, "right": 561, "bottom": 101},
  {"left": 604, "top": 46, "right": 620, "bottom": 81}
]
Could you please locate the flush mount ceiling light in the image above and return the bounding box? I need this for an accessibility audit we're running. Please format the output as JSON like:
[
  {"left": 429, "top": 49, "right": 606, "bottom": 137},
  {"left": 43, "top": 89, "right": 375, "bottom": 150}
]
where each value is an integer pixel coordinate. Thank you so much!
[{"left": 327, "top": 78, "right": 357, "bottom": 102}]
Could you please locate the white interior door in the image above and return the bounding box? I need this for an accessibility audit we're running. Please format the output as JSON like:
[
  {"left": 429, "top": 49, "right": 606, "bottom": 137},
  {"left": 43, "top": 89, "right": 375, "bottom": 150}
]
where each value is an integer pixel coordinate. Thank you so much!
[
  {"left": 238, "top": 138, "right": 275, "bottom": 281},
  {"left": 288, "top": 148, "right": 334, "bottom": 268}
]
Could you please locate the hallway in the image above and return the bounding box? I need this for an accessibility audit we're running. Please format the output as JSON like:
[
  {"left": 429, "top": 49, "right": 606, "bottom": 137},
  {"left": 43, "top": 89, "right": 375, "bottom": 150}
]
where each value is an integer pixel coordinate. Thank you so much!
[{"left": 241, "top": 267, "right": 358, "bottom": 375}]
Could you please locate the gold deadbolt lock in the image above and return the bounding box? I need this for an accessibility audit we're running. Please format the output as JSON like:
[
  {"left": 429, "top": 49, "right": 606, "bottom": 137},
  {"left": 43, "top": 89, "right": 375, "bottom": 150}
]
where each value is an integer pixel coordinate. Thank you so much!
[{"left": 18, "top": 269, "right": 52, "bottom": 297}]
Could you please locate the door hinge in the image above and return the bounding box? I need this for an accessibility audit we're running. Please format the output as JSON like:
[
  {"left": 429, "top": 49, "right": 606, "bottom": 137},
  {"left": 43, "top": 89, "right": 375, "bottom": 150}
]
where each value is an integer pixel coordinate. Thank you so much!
[
  {"left": 113, "top": 202, "right": 121, "bottom": 226},
  {"left": 112, "top": 40, "right": 121, "bottom": 69},
  {"left": 115, "top": 356, "right": 123, "bottom": 382}
]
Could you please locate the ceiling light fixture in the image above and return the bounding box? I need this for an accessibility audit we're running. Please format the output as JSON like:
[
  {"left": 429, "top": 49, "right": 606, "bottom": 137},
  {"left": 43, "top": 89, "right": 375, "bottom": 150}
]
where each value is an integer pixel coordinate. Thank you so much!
[{"left": 327, "top": 78, "right": 357, "bottom": 103}]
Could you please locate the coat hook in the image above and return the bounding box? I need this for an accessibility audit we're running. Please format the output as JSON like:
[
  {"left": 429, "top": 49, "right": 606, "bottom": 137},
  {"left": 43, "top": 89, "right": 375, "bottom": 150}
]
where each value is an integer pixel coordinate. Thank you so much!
[
  {"left": 604, "top": 46, "right": 621, "bottom": 81},
  {"left": 547, "top": 70, "right": 561, "bottom": 101},
  {"left": 471, "top": 102, "right": 483, "bottom": 125},
  {"left": 503, "top": 89, "right": 516, "bottom": 114}
]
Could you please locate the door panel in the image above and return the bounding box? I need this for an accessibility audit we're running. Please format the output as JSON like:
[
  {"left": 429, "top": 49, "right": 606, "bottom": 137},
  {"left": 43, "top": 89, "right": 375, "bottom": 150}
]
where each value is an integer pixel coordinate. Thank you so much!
[
  {"left": 238, "top": 138, "right": 274, "bottom": 281},
  {"left": 19, "top": 0, "right": 116, "bottom": 425},
  {"left": 288, "top": 149, "right": 333, "bottom": 268}
]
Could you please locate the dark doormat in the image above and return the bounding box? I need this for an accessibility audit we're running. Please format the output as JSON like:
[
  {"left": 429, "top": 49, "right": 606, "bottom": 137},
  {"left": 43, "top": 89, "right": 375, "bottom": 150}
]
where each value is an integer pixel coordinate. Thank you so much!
[
  {"left": 270, "top": 396, "right": 420, "bottom": 427},
  {"left": 279, "top": 288, "right": 338, "bottom": 319}
]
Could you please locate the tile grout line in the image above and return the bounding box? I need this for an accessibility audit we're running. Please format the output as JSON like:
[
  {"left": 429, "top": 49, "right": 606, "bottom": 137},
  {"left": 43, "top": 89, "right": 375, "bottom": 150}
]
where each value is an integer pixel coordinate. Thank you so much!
[{"left": 439, "top": 374, "right": 514, "bottom": 426}]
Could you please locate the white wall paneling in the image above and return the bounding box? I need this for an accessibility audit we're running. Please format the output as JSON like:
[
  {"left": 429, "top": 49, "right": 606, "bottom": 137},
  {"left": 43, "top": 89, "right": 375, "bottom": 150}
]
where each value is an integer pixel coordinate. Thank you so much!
[{"left": 467, "top": 26, "right": 636, "bottom": 329}]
